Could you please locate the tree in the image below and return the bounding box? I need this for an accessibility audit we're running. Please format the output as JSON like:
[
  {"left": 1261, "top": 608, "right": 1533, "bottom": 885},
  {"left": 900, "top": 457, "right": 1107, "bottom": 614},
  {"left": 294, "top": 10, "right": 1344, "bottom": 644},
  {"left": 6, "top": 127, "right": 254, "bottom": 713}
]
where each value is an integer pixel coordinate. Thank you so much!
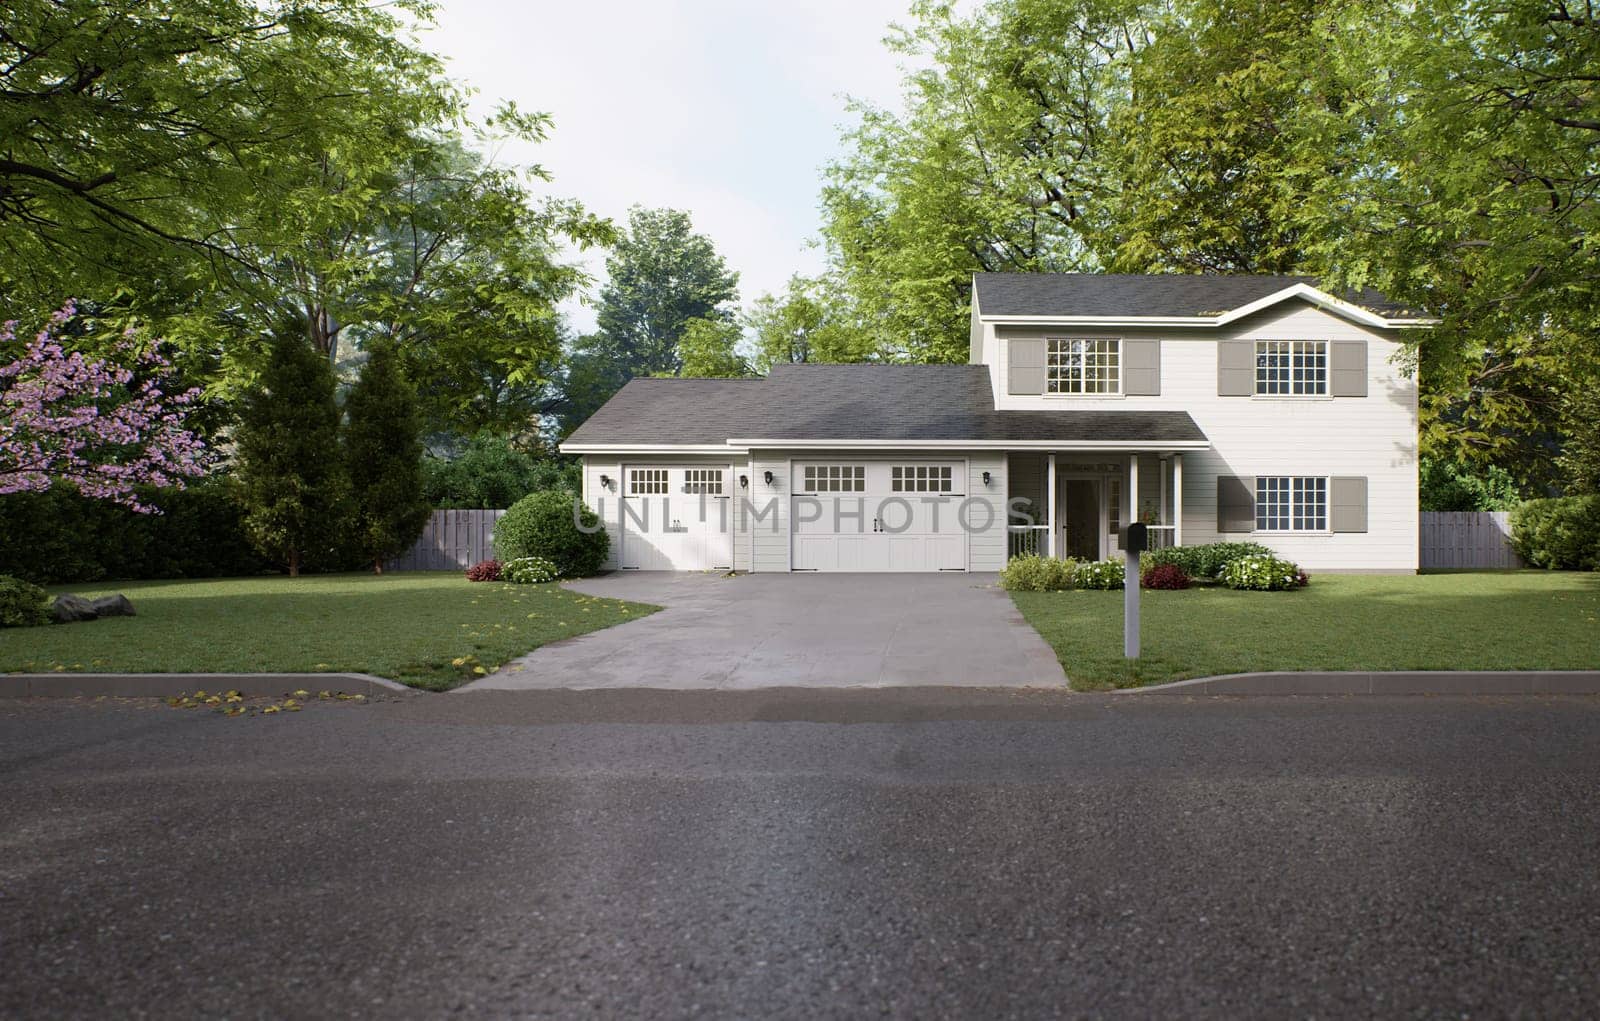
[
  {"left": 1, "top": 302, "right": 206, "bottom": 509},
  {"left": 1558, "top": 390, "right": 1600, "bottom": 497},
  {"left": 746, "top": 275, "right": 872, "bottom": 373},
  {"left": 344, "top": 344, "right": 431, "bottom": 573},
  {"left": 676, "top": 318, "right": 748, "bottom": 378},
  {"left": 589, "top": 208, "right": 739, "bottom": 378},
  {"left": 234, "top": 327, "right": 349, "bottom": 577}
]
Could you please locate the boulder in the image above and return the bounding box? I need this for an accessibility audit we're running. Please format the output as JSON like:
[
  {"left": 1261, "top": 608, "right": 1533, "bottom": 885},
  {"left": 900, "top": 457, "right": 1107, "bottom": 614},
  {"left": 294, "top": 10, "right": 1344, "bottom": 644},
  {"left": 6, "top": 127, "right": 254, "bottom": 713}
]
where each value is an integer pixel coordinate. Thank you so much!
[
  {"left": 89, "top": 594, "right": 136, "bottom": 618},
  {"left": 51, "top": 594, "right": 99, "bottom": 624}
]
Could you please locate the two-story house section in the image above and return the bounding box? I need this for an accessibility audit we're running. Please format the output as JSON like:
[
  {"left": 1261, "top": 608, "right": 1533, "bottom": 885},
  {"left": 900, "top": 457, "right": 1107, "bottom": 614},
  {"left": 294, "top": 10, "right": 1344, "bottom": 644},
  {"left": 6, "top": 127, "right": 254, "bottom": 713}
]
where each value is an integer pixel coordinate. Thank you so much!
[{"left": 561, "top": 273, "right": 1432, "bottom": 573}]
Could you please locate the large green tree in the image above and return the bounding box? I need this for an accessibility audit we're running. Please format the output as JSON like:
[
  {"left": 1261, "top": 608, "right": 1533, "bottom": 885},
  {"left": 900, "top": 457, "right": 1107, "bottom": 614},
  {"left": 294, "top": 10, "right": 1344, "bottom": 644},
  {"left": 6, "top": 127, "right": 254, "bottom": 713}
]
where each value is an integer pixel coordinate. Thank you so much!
[
  {"left": 746, "top": 275, "right": 873, "bottom": 373},
  {"left": 344, "top": 343, "right": 431, "bottom": 573},
  {"left": 587, "top": 207, "right": 740, "bottom": 379},
  {"left": 233, "top": 326, "right": 350, "bottom": 577}
]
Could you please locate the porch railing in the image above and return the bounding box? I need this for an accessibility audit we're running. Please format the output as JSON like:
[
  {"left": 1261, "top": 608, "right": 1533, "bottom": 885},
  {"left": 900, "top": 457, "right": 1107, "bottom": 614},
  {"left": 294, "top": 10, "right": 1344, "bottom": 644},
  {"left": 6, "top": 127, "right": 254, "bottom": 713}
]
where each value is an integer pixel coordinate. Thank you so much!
[{"left": 1007, "top": 525, "right": 1048, "bottom": 559}]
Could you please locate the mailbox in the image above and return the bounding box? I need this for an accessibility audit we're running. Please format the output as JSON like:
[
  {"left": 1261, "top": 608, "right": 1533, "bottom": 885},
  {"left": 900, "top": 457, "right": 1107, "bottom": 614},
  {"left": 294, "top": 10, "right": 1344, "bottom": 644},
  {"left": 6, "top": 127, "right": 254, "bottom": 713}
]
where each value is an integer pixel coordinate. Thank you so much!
[{"left": 1121, "top": 522, "right": 1148, "bottom": 554}]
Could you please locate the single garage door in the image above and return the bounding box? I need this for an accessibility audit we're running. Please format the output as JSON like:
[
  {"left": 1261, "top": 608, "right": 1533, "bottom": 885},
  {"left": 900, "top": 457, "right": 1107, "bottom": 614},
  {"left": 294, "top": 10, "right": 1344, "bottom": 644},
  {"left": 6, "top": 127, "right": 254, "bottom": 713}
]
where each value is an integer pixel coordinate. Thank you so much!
[
  {"left": 791, "top": 461, "right": 966, "bottom": 572},
  {"left": 619, "top": 465, "right": 734, "bottom": 571}
]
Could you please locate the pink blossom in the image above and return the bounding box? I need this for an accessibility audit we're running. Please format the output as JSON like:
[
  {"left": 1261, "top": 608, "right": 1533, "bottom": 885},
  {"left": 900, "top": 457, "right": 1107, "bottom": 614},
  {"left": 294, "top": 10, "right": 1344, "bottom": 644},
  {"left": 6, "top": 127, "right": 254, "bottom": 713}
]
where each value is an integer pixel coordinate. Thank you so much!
[{"left": 1, "top": 303, "right": 209, "bottom": 512}]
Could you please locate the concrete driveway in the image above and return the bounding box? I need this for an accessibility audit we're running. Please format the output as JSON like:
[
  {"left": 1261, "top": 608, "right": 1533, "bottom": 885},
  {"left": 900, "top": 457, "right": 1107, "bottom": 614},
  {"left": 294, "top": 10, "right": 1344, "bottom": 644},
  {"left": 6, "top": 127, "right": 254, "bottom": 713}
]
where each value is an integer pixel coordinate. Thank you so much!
[{"left": 465, "top": 572, "right": 1066, "bottom": 690}]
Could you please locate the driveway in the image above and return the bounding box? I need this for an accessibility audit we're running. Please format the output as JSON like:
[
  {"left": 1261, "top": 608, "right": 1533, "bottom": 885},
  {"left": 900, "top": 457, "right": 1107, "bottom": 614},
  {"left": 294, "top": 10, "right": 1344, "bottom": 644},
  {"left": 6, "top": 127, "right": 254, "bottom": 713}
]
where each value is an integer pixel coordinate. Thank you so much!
[{"left": 464, "top": 572, "right": 1066, "bottom": 690}]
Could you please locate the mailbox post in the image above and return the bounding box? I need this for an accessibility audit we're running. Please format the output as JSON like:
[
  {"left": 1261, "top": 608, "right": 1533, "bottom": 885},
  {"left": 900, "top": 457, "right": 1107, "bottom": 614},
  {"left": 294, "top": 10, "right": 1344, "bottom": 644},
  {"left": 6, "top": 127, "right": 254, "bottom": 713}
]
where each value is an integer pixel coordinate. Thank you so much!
[{"left": 1121, "top": 523, "right": 1148, "bottom": 659}]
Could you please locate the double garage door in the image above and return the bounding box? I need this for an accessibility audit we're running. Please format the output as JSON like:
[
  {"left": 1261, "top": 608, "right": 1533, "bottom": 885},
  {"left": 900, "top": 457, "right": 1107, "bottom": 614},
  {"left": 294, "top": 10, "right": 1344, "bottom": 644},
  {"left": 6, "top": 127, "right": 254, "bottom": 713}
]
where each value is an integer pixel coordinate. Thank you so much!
[
  {"left": 791, "top": 461, "right": 966, "bottom": 572},
  {"left": 619, "top": 465, "right": 734, "bottom": 572}
]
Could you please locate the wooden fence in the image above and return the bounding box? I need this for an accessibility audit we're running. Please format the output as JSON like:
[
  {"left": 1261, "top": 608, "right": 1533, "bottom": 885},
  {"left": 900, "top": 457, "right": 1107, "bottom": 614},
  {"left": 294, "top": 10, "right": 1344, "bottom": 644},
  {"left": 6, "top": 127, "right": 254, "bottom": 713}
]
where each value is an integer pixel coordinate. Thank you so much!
[
  {"left": 1419, "top": 511, "right": 1524, "bottom": 569},
  {"left": 388, "top": 509, "right": 1527, "bottom": 572},
  {"left": 386, "top": 509, "right": 506, "bottom": 572}
]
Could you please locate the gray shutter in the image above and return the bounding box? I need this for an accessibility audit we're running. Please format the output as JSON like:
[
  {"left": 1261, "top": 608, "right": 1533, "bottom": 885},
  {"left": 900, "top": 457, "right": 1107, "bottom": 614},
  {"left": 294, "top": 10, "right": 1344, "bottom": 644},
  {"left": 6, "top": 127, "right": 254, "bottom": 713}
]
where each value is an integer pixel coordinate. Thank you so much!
[
  {"left": 1123, "top": 339, "right": 1161, "bottom": 395},
  {"left": 1217, "top": 475, "right": 1255, "bottom": 532},
  {"left": 1331, "top": 341, "right": 1367, "bottom": 397},
  {"left": 1008, "top": 338, "right": 1047, "bottom": 395},
  {"left": 1217, "top": 340, "right": 1254, "bottom": 396},
  {"left": 1330, "top": 476, "right": 1368, "bottom": 532}
]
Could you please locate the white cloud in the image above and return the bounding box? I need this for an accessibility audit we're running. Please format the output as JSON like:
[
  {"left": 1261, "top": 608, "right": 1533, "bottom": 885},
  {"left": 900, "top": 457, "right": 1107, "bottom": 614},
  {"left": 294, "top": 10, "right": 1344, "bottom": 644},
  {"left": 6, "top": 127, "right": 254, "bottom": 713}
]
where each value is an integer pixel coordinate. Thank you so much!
[{"left": 420, "top": 0, "right": 915, "bottom": 332}]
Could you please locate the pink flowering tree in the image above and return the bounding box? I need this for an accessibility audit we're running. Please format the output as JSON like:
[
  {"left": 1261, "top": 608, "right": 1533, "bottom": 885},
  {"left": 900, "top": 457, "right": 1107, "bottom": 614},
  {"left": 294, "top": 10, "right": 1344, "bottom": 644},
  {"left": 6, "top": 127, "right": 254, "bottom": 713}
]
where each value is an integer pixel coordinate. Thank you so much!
[{"left": 1, "top": 302, "right": 208, "bottom": 512}]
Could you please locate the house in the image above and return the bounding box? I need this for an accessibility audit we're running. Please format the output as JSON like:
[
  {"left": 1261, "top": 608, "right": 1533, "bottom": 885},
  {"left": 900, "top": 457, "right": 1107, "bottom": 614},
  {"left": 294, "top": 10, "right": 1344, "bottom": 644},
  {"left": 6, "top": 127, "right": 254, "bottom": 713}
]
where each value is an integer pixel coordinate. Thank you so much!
[{"left": 561, "top": 274, "right": 1431, "bottom": 573}]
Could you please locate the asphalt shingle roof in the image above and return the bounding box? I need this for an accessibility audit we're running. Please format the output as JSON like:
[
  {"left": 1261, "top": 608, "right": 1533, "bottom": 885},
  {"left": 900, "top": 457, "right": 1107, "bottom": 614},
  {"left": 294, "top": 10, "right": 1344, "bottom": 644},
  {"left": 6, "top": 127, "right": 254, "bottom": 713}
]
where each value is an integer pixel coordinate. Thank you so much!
[
  {"left": 972, "top": 272, "right": 1412, "bottom": 318},
  {"left": 562, "top": 365, "right": 1207, "bottom": 448}
]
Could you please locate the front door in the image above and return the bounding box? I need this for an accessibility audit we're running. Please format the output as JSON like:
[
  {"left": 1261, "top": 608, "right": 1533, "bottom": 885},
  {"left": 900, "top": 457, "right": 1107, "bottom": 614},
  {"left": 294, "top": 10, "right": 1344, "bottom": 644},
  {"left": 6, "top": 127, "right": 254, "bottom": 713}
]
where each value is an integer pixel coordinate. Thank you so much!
[{"left": 1061, "top": 479, "right": 1102, "bottom": 561}]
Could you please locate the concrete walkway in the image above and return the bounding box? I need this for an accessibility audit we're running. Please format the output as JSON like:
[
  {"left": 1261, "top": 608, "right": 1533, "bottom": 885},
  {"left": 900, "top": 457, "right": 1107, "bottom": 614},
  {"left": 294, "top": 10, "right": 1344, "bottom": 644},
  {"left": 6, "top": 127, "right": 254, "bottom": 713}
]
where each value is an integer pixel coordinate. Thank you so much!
[{"left": 463, "top": 572, "right": 1068, "bottom": 691}]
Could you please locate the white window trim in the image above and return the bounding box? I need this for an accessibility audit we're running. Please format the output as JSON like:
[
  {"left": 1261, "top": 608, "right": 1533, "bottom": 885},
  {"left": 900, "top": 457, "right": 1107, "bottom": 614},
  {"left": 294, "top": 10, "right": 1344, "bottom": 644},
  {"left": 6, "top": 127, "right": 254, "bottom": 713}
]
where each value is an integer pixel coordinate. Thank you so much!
[
  {"left": 1253, "top": 474, "right": 1332, "bottom": 534},
  {"left": 1252, "top": 340, "right": 1330, "bottom": 400},
  {"left": 1043, "top": 336, "right": 1124, "bottom": 398}
]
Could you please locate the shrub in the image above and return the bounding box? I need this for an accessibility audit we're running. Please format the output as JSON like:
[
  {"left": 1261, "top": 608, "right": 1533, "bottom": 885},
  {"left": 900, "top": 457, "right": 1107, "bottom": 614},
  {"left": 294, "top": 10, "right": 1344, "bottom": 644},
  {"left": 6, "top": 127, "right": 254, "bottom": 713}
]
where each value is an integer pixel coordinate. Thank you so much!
[
  {"left": 1512, "top": 496, "right": 1600, "bottom": 570},
  {"left": 465, "top": 559, "right": 501, "bottom": 582},
  {"left": 493, "top": 490, "right": 609, "bottom": 577},
  {"left": 502, "top": 556, "right": 559, "bottom": 584},
  {"left": 998, "top": 554, "right": 1077, "bottom": 591},
  {"left": 1074, "top": 558, "right": 1125, "bottom": 589},
  {"left": 1141, "top": 563, "right": 1190, "bottom": 590},
  {"left": 1140, "top": 541, "right": 1273, "bottom": 580},
  {"left": 1221, "top": 555, "right": 1306, "bottom": 591},
  {"left": 0, "top": 575, "right": 51, "bottom": 627}
]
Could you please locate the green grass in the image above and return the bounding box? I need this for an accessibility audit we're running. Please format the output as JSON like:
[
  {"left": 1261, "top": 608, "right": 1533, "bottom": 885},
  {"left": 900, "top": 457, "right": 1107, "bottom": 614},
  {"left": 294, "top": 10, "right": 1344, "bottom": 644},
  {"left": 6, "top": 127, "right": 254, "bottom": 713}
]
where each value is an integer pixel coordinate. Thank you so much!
[
  {"left": 0, "top": 573, "right": 657, "bottom": 691},
  {"left": 1010, "top": 571, "right": 1600, "bottom": 690}
]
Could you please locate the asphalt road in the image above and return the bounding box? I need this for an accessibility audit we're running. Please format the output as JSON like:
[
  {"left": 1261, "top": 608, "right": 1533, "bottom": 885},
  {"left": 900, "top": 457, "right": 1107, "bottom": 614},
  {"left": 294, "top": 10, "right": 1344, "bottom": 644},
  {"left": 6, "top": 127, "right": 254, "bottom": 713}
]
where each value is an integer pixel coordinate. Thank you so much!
[{"left": 3, "top": 689, "right": 1599, "bottom": 1019}]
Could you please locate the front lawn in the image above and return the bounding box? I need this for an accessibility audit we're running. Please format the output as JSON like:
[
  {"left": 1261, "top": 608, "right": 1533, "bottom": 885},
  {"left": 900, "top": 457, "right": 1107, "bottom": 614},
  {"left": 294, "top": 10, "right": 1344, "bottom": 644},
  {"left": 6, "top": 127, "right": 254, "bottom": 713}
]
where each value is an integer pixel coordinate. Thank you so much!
[
  {"left": 0, "top": 573, "right": 657, "bottom": 691},
  {"left": 1011, "top": 571, "right": 1600, "bottom": 690}
]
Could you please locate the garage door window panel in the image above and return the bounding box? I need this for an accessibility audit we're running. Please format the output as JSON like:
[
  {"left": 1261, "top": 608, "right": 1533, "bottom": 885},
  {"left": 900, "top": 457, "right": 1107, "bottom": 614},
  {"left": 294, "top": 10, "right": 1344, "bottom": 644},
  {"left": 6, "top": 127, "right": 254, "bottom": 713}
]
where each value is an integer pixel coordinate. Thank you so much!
[
  {"left": 891, "top": 465, "right": 954, "bottom": 493},
  {"left": 803, "top": 465, "right": 866, "bottom": 493},
  {"left": 683, "top": 468, "right": 724, "bottom": 495},
  {"left": 629, "top": 469, "right": 668, "bottom": 495}
]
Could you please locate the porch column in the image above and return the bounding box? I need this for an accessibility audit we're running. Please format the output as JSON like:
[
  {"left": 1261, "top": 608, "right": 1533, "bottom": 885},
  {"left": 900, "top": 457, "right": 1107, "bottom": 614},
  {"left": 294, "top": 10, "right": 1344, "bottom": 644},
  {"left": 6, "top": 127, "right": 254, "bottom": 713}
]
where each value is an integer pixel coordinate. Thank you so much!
[
  {"left": 1127, "top": 454, "right": 1139, "bottom": 530},
  {"left": 1159, "top": 456, "right": 1170, "bottom": 526},
  {"left": 1046, "top": 452, "right": 1058, "bottom": 558},
  {"left": 1172, "top": 454, "right": 1183, "bottom": 547}
]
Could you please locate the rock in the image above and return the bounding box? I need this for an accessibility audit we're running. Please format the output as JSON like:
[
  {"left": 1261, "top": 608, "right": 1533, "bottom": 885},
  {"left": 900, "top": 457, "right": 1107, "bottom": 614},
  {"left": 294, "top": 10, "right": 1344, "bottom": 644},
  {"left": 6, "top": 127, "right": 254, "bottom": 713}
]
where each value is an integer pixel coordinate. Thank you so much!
[
  {"left": 89, "top": 594, "right": 135, "bottom": 618},
  {"left": 52, "top": 594, "right": 99, "bottom": 624}
]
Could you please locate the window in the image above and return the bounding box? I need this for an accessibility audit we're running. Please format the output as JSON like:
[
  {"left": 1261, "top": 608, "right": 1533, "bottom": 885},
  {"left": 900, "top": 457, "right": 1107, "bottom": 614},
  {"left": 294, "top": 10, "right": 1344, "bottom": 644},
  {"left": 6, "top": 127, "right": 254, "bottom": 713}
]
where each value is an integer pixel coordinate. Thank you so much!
[
  {"left": 683, "top": 468, "right": 723, "bottom": 495},
  {"left": 891, "top": 465, "right": 953, "bottom": 493},
  {"left": 803, "top": 464, "right": 865, "bottom": 493},
  {"left": 1256, "top": 476, "right": 1327, "bottom": 531},
  {"left": 1047, "top": 339, "right": 1120, "bottom": 394},
  {"left": 1255, "top": 340, "right": 1327, "bottom": 396},
  {"left": 628, "top": 468, "right": 668, "bottom": 495}
]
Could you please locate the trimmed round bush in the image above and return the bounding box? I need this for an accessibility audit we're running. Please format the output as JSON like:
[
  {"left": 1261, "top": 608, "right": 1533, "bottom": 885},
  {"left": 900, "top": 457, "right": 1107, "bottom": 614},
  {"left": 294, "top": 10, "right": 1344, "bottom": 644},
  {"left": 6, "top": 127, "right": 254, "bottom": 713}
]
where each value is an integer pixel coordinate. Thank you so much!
[
  {"left": 493, "top": 490, "right": 609, "bottom": 578},
  {"left": 465, "top": 559, "right": 501, "bottom": 582},
  {"left": 0, "top": 575, "right": 51, "bottom": 628},
  {"left": 1074, "top": 558, "right": 1125, "bottom": 590},
  {"left": 1221, "top": 555, "right": 1306, "bottom": 591},
  {"left": 502, "top": 556, "right": 559, "bottom": 584},
  {"left": 1511, "top": 496, "right": 1600, "bottom": 570},
  {"left": 998, "top": 554, "right": 1078, "bottom": 591},
  {"left": 1141, "top": 563, "right": 1190, "bottom": 590}
]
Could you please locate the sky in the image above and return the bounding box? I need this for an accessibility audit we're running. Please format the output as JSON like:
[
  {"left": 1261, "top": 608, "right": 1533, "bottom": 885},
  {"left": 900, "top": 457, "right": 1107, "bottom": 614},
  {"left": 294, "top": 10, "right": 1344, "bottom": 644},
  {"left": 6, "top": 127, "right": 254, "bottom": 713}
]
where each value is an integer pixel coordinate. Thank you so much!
[{"left": 418, "top": 0, "right": 919, "bottom": 333}]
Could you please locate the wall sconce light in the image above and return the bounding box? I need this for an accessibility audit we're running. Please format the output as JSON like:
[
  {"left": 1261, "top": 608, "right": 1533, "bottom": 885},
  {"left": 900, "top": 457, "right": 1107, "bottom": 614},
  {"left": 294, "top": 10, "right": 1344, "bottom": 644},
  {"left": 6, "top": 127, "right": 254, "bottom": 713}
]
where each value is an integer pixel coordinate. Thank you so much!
[
  {"left": 982, "top": 471, "right": 992, "bottom": 486},
  {"left": 763, "top": 470, "right": 774, "bottom": 485},
  {"left": 739, "top": 474, "right": 749, "bottom": 489},
  {"left": 599, "top": 474, "right": 612, "bottom": 490}
]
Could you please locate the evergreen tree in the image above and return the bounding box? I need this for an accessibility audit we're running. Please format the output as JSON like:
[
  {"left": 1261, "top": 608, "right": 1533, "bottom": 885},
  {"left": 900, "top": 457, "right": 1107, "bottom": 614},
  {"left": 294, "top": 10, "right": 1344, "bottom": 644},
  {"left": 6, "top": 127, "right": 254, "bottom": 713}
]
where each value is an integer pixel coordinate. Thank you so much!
[
  {"left": 234, "top": 329, "right": 350, "bottom": 577},
  {"left": 344, "top": 343, "right": 431, "bottom": 572}
]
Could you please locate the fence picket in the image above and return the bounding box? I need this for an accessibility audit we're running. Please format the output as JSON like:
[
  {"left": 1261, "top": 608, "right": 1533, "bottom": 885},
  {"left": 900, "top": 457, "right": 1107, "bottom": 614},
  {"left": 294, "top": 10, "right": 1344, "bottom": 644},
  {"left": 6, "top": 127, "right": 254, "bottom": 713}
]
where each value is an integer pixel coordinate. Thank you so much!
[{"left": 1418, "top": 511, "right": 1522, "bottom": 569}]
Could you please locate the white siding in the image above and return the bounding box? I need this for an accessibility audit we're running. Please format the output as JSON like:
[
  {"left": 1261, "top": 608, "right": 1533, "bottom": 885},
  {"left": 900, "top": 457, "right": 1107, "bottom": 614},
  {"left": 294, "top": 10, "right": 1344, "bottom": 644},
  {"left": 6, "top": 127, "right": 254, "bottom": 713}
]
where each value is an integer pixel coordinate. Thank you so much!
[
  {"left": 966, "top": 453, "right": 1008, "bottom": 571},
  {"left": 581, "top": 457, "right": 621, "bottom": 571},
  {"left": 983, "top": 300, "right": 1420, "bottom": 571},
  {"left": 582, "top": 454, "right": 749, "bottom": 572},
  {"left": 749, "top": 452, "right": 790, "bottom": 572}
]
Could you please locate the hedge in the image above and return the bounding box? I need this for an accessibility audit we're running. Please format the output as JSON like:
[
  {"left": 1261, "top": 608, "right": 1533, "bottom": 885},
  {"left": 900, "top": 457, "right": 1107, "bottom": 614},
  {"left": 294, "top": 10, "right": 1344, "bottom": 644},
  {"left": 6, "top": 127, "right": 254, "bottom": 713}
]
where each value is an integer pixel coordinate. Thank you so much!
[
  {"left": 493, "top": 490, "right": 609, "bottom": 578},
  {"left": 0, "top": 485, "right": 268, "bottom": 584},
  {"left": 1511, "top": 496, "right": 1600, "bottom": 571}
]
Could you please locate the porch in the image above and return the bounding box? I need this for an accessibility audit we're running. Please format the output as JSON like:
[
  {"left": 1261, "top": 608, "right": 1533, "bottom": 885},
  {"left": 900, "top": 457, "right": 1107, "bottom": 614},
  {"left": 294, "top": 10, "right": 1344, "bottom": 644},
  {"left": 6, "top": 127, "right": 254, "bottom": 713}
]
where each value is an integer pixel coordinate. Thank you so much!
[{"left": 1006, "top": 452, "right": 1185, "bottom": 561}]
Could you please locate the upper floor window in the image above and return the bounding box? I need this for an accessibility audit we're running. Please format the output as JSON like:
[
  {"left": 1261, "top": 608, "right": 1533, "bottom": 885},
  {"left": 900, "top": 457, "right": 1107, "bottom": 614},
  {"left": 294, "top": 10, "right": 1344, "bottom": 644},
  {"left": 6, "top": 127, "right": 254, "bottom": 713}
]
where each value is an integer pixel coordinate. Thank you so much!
[
  {"left": 1256, "top": 340, "right": 1327, "bottom": 396},
  {"left": 1047, "top": 338, "right": 1120, "bottom": 394}
]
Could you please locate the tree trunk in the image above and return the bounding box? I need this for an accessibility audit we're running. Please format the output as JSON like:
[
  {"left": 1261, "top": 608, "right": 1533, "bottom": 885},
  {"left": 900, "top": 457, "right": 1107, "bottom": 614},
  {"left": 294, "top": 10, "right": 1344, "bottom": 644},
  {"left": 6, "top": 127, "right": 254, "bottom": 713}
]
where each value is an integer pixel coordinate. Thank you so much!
[
  {"left": 372, "top": 558, "right": 383, "bottom": 575},
  {"left": 288, "top": 548, "right": 300, "bottom": 578}
]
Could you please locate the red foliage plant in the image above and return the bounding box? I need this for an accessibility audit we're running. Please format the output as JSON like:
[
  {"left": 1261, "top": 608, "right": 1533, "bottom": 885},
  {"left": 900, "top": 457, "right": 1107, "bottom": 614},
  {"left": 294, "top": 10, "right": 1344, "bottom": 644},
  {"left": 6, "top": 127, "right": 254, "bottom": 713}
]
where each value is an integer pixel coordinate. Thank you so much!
[
  {"left": 465, "top": 559, "right": 501, "bottom": 582},
  {"left": 1141, "top": 563, "right": 1191, "bottom": 590}
]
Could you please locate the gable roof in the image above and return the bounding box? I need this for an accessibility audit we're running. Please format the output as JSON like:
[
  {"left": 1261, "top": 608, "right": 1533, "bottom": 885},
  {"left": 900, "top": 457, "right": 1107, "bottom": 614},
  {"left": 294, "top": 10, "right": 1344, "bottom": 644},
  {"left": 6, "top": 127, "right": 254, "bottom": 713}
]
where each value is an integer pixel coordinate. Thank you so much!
[
  {"left": 972, "top": 273, "right": 1426, "bottom": 324},
  {"left": 562, "top": 364, "right": 1207, "bottom": 451}
]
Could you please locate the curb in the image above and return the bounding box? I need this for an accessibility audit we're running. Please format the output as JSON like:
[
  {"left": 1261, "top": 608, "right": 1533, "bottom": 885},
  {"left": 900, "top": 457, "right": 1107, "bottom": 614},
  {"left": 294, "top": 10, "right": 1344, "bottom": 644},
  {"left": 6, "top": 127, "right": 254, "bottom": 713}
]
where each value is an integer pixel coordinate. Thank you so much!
[
  {"left": 1112, "top": 670, "right": 1600, "bottom": 696},
  {"left": 0, "top": 672, "right": 415, "bottom": 699}
]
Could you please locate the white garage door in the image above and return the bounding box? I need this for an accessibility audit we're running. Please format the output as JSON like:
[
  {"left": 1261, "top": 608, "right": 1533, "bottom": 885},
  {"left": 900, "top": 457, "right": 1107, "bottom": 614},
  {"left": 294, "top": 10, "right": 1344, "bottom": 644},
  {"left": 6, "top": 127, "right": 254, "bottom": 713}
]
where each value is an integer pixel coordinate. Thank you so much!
[
  {"left": 619, "top": 465, "right": 734, "bottom": 571},
  {"left": 791, "top": 461, "right": 966, "bottom": 572}
]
